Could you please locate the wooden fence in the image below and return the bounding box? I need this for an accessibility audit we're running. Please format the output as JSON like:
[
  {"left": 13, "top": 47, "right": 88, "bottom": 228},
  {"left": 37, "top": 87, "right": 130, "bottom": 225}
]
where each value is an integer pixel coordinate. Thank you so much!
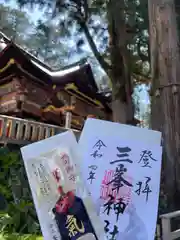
[{"left": 0, "top": 114, "right": 80, "bottom": 145}]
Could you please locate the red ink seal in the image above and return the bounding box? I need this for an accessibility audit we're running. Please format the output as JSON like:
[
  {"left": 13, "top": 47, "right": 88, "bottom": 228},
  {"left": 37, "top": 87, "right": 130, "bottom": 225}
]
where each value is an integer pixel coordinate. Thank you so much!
[
  {"left": 55, "top": 189, "right": 75, "bottom": 214},
  {"left": 100, "top": 170, "right": 133, "bottom": 205}
]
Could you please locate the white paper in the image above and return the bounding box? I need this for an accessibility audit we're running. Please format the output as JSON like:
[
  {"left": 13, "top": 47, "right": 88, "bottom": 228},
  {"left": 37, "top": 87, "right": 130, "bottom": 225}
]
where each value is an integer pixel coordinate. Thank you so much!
[
  {"left": 79, "top": 119, "right": 161, "bottom": 148},
  {"left": 21, "top": 130, "right": 106, "bottom": 240},
  {"left": 79, "top": 119, "right": 162, "bottom": 240}
]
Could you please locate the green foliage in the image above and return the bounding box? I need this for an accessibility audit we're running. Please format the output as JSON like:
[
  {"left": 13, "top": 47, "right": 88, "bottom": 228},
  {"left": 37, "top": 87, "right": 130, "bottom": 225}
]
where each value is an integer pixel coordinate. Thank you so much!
[
  {"left": 27, "top": 19, "right": 69, "bottom": 68},
  {"left": 0, "top": 3, "right": 71, "bottom": 69},
  {"left": 0, "top": 3, "right": 33, "bottom": 45},
  {"left": 12, "top": 0, "right": 151, "bottom": 81},
  {"left": 0, "top": 233, "right": 42, "bottom": 240},
  {"left": 0, "top": 147, "right": 40, "bottom": 236}
]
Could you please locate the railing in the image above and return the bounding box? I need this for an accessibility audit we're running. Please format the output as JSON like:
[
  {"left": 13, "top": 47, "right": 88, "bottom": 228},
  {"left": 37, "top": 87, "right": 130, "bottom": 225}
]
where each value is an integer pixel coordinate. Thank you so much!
[
  {"left": 160, "top": 211, "right": 180, "bottom": 240},
  {"left": 0, "top": 114, "right": 80, "bottom": 145},
  {"left": 156, "top": 223, "right": 161, "bottom": 240}
]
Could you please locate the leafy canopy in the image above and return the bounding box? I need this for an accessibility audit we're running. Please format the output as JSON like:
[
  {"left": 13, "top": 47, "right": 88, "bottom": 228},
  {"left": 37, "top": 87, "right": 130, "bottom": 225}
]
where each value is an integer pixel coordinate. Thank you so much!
[{"left": 12, "top": 0, "right": 150, "bottom": 82}]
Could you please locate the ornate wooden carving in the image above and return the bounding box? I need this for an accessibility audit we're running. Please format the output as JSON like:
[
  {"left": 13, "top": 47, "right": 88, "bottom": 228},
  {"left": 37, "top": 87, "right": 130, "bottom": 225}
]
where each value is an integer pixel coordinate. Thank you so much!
[
  {"left": 56, "top": 90, "right": 71, "bottom": 105},
  {"left": 21, "top": 101, "right": 42, "bottom": 117},
  {"left": 22, "top": 80, "right": 52, "bottom": 106},
  {"left": 72, "top": 97, "right": 107, "bottom": 118},
  {"left": 42, "top": 111, "right": 63, "bottom": 125},
  {"left": 56, "top": 90, "right": 108, "bottom": 119},
  {"left": 71, "top": 114, "right": 84, "bottom": 129},
  {"left": 0, "top": 72, "right": 111, "bottom": 130},
  {"left": 0, "top": 78, "right": 21, "bottom": 97},
  {"left": 0, "top": 92, "right": 25, "bottom": 104},
  {"left": 0, "top": 100, "right": 18, "bottom": 113}
]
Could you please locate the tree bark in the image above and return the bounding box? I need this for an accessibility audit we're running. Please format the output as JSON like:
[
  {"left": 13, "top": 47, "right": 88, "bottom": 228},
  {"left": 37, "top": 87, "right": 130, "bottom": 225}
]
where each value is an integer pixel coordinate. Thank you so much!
[
  {"left": 107, "top": 0, "right": 134, "bottom": 124},
  {"left": 148, "top": 0, "right": 180, "bottom": 211},
  {"left": 78, "top": 0, "right": 134, "bottom": 124}
]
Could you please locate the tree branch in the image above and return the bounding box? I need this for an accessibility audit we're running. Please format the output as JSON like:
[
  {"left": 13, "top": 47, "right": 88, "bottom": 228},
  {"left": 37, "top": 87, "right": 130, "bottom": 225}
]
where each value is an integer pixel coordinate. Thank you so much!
[
  {"left": 79, "top": 21, "right": 111, "bottom": 75},
  {"left": 83, "top": 0, "right": 89, "bottom": 21}
]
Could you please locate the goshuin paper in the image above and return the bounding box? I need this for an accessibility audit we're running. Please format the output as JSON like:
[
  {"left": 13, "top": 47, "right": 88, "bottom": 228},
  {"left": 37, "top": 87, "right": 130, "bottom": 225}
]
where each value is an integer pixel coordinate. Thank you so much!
[
  {"left": 79, "top": 119, "right": 162, "bottom": 240},
  {"left": 21, "top": 130, "right": 106, "bottom": 240}
]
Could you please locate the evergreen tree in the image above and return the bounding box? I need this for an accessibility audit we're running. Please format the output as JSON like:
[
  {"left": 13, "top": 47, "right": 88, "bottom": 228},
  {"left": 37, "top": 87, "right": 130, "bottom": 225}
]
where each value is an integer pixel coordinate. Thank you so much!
[
  {"left": 0, "top": 3, "right": 33, "bottom": 46},
  {"left": 148, "top": 0, "right": 180, "bottom": 212},
  {"left": 0, "top": 3, "right": 71, "bottom": 68},
  {"left": 27, "top": 19, "right": 69, "bottom": 68},
  {"left": 13, "top": 0, "right": 150, "bottom": 123}
]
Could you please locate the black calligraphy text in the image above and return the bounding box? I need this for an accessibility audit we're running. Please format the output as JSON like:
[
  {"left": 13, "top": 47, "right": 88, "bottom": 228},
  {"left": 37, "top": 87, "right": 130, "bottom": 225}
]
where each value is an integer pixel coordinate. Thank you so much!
[
  {"left": 103, "top": 195, "right": 127, "bottom": 221},
  {"left": 87, "top": 165, "right": 97, "bottom": 184},
  {"left": 107, "top": 164, "right": 133, "bottom": 193},
  {"left": 110, "top": 147, "right": 132, "bottom": 164},
  {"left": 135, "top": 177, "right": 152, "bottom": 202},
  {"left": 91, "top": 140, "right": 106, "bottom": 159},
  {"left": 138, "top": 150, "right": 157, "bottom": 168}
]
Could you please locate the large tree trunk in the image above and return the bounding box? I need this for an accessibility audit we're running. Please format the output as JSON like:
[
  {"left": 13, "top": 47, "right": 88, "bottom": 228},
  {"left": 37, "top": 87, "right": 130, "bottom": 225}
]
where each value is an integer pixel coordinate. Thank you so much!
[
  {"left": 80, "top": 0, "right": 134, "bottom": 124},
  {"left": 148, "top": 0, "right": 180, "bottom": 211},
  {"left": 107, "top": 0, "right": 134, "bottom": 124},
  {"left": 110, "top": 57, "right": 134, "bottom": 124}
]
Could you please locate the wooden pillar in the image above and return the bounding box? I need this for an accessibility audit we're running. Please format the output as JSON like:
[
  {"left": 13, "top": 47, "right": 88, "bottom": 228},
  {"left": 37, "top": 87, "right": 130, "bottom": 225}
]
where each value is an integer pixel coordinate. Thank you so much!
[
  {"left": 161, "top": 217, "right": 171, "bottom": 240},
  {"left": 65, "top": 111, "right": 72, "bottom": 129}
]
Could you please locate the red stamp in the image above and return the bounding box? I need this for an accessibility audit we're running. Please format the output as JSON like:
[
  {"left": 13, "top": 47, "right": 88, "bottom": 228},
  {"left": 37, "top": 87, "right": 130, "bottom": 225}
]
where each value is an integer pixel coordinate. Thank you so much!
[
  {"left": 52, "top": 168, "right": 61, "bottom": 183},
  {"left": 100, "top": 170, "right": 132, "bottom": 205},
  {"left": 60, "top": 153, "right": 76, "bottom": 182},
  {"left": 55, "top": 190, "right": 75, "bottom": 213},
  {"left": 51, "top": 152, "right": 76, "bottom": 196}
]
